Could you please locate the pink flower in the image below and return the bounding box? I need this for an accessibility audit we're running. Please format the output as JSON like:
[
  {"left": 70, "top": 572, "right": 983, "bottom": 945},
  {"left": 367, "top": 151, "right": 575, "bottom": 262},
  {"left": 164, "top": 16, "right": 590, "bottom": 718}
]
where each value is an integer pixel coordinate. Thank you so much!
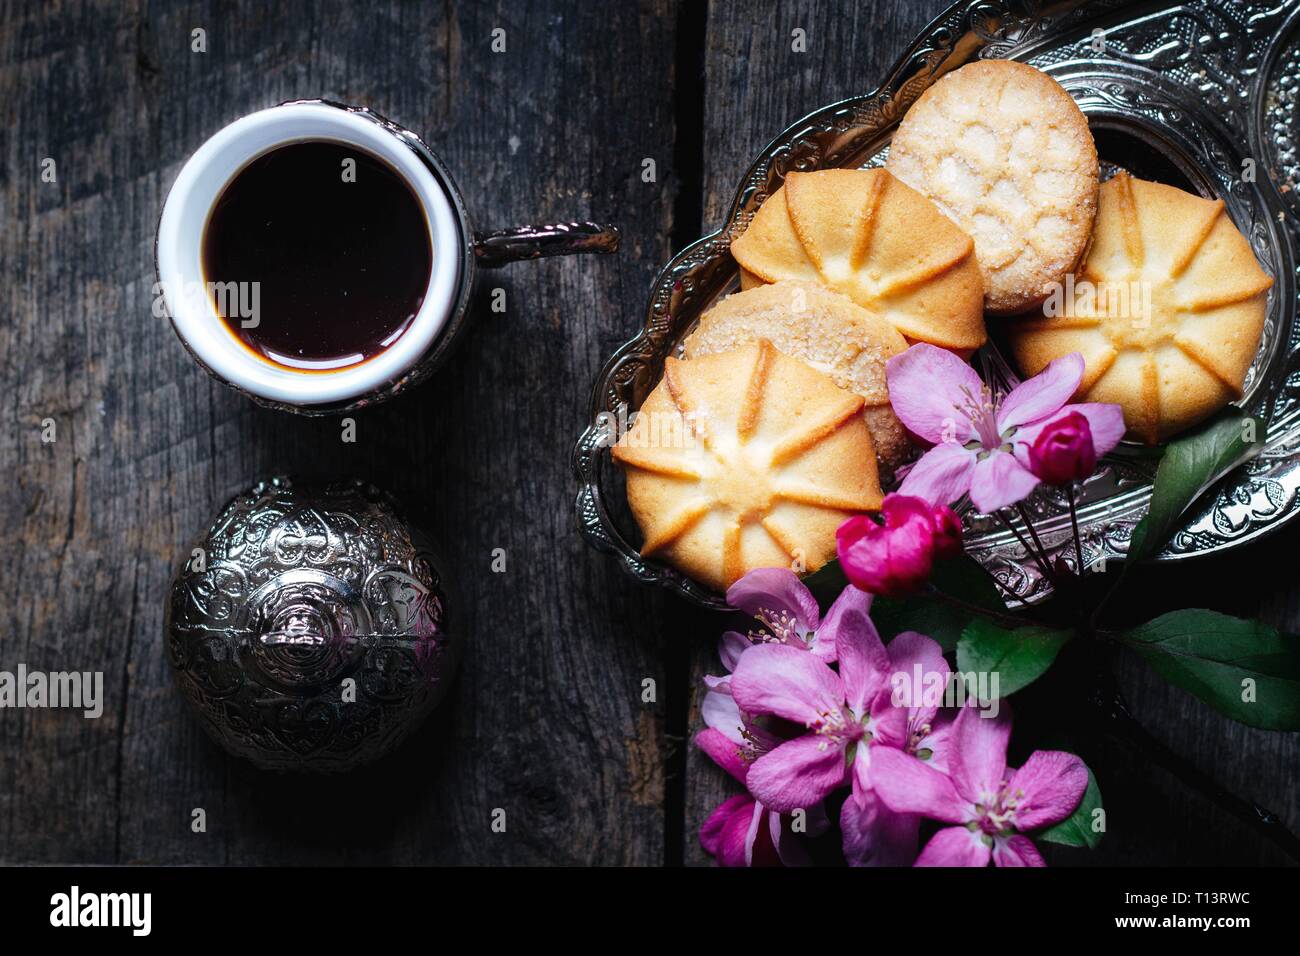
[
  {"left": 700, "top": 582, "right": 865, "bottom": 802},
  {"left": 696, "top": 580, "right": 868, "bottom": 764},
  {"left": 696, "top": 728, "right": 828, "bottom": 866},
  {"left": 870, "top": 704, "right": 1089, "bottom": 867},
  {"left": 930, "top": 504, "right": 964, "bottom": 561},
  {"left": 698, "top": 591, "right": 839, "bottom": 867},
  {"left": 702, "top": 572, "right": 873, "bottom": 752},
  {"left": 730, "top": 601, "right": 950, "bottom": 866},
  {"left": 699, "top": 634, "right": 781, "bottom": 757},
  {"left": 836, "top": 494, "right": 962, "bottom": 597},
  {"left": 886, "top": 344, "right": 1125, "bottom": 513},
  {"left": 1028, "top": 410, "right": 1096, "bottom": 485},
  {"left": 724, "top": 567, "right": 872, "bottom": 663},
  {"left": 841, "top": 633, "right": 954, "bottom": 866}
]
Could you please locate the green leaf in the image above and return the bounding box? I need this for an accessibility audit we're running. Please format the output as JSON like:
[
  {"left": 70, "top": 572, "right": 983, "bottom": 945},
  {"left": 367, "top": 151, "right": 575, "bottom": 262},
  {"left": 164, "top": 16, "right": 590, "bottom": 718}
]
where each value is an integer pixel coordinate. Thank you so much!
[
  {"left": 1037, "top": 765, "right": 1104, "bottom": 849},
  {"left": 955, "top": 618, "right": 1071, "bottom": 697},
  {"left": 1118, "top": 609, "right": 1300, "bottom": 730},
  {"left": 1127, "top": 409, "right": 1263, "bottom": 565}
]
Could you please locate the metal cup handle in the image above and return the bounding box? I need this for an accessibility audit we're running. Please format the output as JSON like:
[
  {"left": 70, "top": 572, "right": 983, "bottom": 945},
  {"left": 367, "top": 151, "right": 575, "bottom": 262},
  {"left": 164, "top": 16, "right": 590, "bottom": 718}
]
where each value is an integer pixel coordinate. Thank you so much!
[{"left": 472, "top": 221, "right": 621, "bottom": 268}]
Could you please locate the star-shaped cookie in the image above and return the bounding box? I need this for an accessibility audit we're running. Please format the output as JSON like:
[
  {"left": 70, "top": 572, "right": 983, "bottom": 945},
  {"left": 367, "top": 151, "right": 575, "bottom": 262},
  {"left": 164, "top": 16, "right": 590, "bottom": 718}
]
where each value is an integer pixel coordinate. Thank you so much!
[
  {"left": 1007, "top": 172, "right": 1272, "bottom": 444},
  {"left": 613, "top": 341, "right": 882, "bottom": 592},
  {"left": 730, "top": 168, "right": 987, "bottom": 353}
]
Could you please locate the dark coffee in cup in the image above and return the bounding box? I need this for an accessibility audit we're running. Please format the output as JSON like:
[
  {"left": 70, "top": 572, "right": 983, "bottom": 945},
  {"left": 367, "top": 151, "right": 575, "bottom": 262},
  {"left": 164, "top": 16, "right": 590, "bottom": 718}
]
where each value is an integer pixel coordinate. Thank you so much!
[
  {"left": 159, "top": 100, "right": 617, "bottom": 413},
  {"left": 202, "top": 140, "right": 433, "bottom": 372}
]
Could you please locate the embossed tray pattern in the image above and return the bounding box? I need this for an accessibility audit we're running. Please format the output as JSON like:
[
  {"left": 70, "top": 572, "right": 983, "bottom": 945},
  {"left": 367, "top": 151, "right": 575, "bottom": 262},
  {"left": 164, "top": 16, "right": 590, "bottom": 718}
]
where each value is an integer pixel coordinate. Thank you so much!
[{"left": 575, "top": 0, "right": 1300, "bottom": 609}]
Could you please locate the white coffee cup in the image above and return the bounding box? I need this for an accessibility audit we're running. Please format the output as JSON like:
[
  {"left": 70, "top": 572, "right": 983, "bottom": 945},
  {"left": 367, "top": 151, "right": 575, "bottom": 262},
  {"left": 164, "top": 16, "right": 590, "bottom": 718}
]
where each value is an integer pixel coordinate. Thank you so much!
[{"left": 156, "top": 99, "right": 619, "bottom": 413}]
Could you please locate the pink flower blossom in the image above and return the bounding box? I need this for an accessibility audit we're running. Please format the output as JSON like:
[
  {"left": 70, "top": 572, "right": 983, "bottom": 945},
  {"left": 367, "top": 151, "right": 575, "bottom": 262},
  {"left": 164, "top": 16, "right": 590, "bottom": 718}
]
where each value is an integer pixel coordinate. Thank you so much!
[
  {"left": 699, "top": 636, "right": 781, "bottom": 757},
  {"left": 836, "top": 494, "right": 963, "bottom": 597},
  {"left": 703, "top": 571, "right": 872, "bottom": 752},
  {"left": 930, "top": 504, "right": 965, "bottom": 561},
  {"left": 730, "top": 600, "right": 950, "bottom": 866},
  {"left": 870, "top": 704, "right": 1089, "bottom": 867},
  {"left": 1028, "top": 410, "right": 1096, "bottom": 485},
  {"left": 725, "top": 567, "right": 870, "bottom": 663},
  {"left": 886, "top": 344, "right": 1125, "bottom": 513},
  {"left": 697, "top": 604, "right": 820, "bottom": 866},
  {"left": 696, "top": 728, "right": 829, "bottom": 866},
  {"left": 697, "top": 597, "right": 834, "bottom": 867}
]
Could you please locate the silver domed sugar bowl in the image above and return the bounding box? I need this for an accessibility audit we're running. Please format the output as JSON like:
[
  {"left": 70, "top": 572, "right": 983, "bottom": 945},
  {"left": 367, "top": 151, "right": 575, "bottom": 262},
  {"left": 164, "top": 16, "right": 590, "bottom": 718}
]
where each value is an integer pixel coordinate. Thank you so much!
[{"left": 165, "top": 477, "right": 458, "bottom": 772}]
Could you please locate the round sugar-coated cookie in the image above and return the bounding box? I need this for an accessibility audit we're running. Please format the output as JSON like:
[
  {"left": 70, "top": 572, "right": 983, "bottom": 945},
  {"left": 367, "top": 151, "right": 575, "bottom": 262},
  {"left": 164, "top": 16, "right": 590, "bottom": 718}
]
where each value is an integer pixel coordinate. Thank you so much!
[
  {"left": 887, "top": 59, "right": 1099, "bottom": 315},
  {"left": 684, "top": 281, "right": 910, "bottom": 473}
]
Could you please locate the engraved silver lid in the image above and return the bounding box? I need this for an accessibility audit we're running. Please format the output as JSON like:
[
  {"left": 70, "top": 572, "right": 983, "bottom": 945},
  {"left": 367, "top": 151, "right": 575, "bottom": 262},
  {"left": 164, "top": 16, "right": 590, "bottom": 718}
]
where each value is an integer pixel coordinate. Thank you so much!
[{"left": 165, "top": 476, "right": 458, "bottom": 772}]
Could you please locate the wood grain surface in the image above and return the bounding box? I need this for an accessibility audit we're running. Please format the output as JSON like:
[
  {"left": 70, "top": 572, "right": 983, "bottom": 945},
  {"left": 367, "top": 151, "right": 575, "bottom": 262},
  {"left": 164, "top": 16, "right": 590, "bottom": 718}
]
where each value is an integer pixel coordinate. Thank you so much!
[
  {"left": 1, "top": 0, "right": 679, "bottom": 866},
  {"left": 0, "top": 0, "right": 1295, "bottom": 866}
]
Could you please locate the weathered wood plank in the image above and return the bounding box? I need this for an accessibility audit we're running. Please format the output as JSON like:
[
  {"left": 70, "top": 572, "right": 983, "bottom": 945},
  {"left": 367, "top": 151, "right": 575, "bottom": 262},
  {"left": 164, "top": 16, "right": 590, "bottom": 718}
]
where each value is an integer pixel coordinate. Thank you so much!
[
  {"left": 0, "top": 0, "right": 680, "bottom": 864},
  {"left": 5, "top": 0, "right": 1297, "bottom": 869}
]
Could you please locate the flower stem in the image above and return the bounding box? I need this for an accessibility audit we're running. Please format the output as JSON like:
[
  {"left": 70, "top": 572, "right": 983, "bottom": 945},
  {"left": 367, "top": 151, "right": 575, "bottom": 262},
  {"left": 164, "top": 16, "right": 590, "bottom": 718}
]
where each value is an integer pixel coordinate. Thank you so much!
[
  {"left": 997, "top": 510, "right": 1057, "bottom": 587},
  {"left": 1066, "top": 484, "right": 1085, "bottom": 579},
  {"left": 1016, "top": 502, "right": 1056, "bottom": 574}
]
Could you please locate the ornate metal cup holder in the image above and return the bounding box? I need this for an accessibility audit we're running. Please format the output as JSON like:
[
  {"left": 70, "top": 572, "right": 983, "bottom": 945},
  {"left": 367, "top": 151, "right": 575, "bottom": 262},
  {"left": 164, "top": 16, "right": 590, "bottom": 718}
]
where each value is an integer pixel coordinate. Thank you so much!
[{"left": 575, "top": 0, "right": 1300, "bottom": 609}]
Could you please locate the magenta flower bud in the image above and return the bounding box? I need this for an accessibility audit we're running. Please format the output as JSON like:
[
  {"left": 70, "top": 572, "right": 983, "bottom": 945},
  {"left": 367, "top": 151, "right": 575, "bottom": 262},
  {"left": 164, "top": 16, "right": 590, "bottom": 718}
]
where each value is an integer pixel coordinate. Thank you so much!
[
  {"left": 1028, "top": 411, "right": 1097, "bottom": 486},
  {"left": 930, "top": 504, "right": 964, "bottom": 560},
  {"left": 836, "top": 494, "right": 961, "bottom": 598}
]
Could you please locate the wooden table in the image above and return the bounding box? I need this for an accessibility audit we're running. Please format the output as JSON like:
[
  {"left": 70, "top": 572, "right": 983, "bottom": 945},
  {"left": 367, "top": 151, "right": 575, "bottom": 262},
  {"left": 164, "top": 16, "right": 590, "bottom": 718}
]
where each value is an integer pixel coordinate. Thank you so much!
[{"left": 2, "top": 0, "right": 1296, "bottom": 866}]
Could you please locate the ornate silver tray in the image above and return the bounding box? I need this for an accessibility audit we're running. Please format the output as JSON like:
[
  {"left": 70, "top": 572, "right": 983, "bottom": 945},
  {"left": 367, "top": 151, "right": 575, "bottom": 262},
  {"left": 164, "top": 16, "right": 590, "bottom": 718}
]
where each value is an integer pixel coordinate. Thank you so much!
[{"left": 574, "top": 0, "right": 1300, "bottom": 609}]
